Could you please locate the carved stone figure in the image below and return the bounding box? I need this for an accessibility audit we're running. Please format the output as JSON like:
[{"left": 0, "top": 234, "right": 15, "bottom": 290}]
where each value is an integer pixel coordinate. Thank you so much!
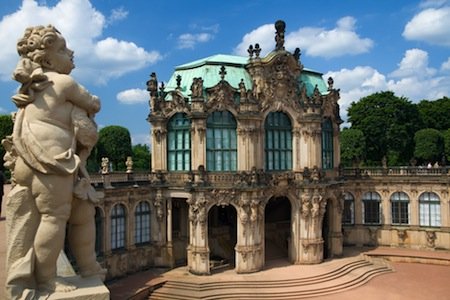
[
  {"left": 126, "top": 156, "right": 133, "bottom": 173},
  {"left": 101, "top": 157, "right": 110, "bottom": 174},
  {"left": 4, "top": 25, "right": 105, "bottom": 298}
]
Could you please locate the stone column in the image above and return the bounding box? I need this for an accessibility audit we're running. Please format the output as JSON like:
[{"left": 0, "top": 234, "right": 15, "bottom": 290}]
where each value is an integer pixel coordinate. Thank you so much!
[
  {"left": 381, "top": 190, "right": 391, "bottom": 225},
  {"left": 297, "top": 189, "right": 326, "bottom": 264},
  {"left": 409, "top": 190, "right": 419, "bottom": 226},
  {"left": 191, "top": 119, "right": 206, "bottom": 170},
  {"left": 292, "top": 128, "right": 302, "bottom": 172},
  {"left": 235, "top": 193, "right": 264, "bottom": 273},
  {"left": 167, "top": 197, "right": 174, "bottom": 267},
  {"left": 186, "top": 192, "right": 210, "bottom": 274},
  {"left": 151, "top": 126, "right": 167, "bottom": 171}
]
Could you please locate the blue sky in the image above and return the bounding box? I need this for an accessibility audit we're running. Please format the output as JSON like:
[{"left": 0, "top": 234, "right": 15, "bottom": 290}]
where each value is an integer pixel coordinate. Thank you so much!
[{"left": 0, "top": 0, "right": 450, "bottom": 146}]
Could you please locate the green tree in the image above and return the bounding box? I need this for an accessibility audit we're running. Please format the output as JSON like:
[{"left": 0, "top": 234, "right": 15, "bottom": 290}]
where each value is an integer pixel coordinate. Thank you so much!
[
  {"left": 414, "top": 128, "right": 444, "bottom": 165},
  {"left": 132, "top": 144, "right": 151, "bottom": 171},
  {"left": 97, "top": 126, "right": 132, "bottom": 171},
  {"left": 0, "top": 114, "right": 14, "bottom": 172},
  {"left": 348, "top": 91, "right": 421, "bottom": 165},
  {"left": 417, "top": 97, "right": 450, "bottom": 131},
  {"left": 340, "top": 128, "right": 366, "bottom": 167},
  {"left": 443, "top": 128, "right": 450, "bottom": 165}
]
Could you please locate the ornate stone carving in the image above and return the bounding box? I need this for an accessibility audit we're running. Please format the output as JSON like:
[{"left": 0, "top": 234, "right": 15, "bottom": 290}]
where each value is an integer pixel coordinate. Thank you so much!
[
  {"left": 397, "top": 229, "right": 407, "bottom": 244},
  {"left": 162, "top": 91, "right": 190, "bottom": 116},
  {"left": 187, "top": 194, "right": 208, "bottom": 228},
  {"left": 235, "top": 244, "right": 262, "bottom": 262},
  {"left": 205, "top": 80, "right": 239, "bottom": 112},
  {"left": 210, "top": 189, "right": 238, "bottom": 207},
  {"left": 153, "top": 128, "right": 167, "bottom": 143},
  {"left": 190, "top": 77, "right": 204, "bottom": 99},
  {"left": 154, "top": 192, "right": 165, "bottom": 222},
  {"left": 368, "top": 227, "right": 378, "bottom": 245},
  {"left": 426, "top": 231, "right": 436, "bottom": 248}
]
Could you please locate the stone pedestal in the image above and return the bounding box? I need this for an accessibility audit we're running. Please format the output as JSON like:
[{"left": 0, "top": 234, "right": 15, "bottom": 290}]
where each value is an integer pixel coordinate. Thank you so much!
[{"left": 47, "top": 276, "right": 110, "bottom": 300}]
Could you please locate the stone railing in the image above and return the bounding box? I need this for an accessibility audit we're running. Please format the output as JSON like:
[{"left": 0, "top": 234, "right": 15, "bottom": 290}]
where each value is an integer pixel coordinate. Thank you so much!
[{"left": 342, "top": 166, "right": 450, "bottom": 178}]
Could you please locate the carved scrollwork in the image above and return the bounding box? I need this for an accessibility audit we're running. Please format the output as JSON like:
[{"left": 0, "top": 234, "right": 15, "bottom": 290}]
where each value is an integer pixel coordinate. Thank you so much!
[
  {"left": 153, "top": 192, "right": 165, "bottom": 222},
  {"left": 426, "top": 231, "right": 436, "bottom": 248},
  {"left": 152, "top": 128, "right": 166, "bottom": 143},
  {"left": 205, "top": 81, "right": 239, "bottom": 112}
]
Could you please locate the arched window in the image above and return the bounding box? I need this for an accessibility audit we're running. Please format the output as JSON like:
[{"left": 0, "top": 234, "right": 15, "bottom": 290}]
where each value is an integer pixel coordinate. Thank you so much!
[
  {"left": 206, "top": 111, "right": 237, "bottom": 171},
  {"left": 322, "top": 118, "right": 334, "bottom": 170},
  {"left": 343, "top": 192, "right": 354, "bottom": 225},
  {"left": 95, "top": 207, "right": 103, "bottom": 256},
  {"left": 167, "top": 113, "right": 191, "bottom": 171},
  {"left": 362, "top": 192, "right": 381, "bottom": 224},
  {"left": 264, "top": 112, "right": 292, "bottom": 171},
  {"left": 111, "top": 204, "right": 126, "bottom": 250},
  {"left": 135, "top": 201, "right": 151, "bottom": 245},
  {"left": 419, "top": 192, "right": 441, "bottom": 227},
  {"left": 391, "top": 192, "right": 409, "bottom": 225}
]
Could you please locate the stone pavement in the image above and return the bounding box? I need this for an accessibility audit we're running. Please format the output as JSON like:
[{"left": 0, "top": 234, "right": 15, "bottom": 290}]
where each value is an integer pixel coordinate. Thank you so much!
[{"left": 2, "top": 183, "right": 450, "bottom": 300}]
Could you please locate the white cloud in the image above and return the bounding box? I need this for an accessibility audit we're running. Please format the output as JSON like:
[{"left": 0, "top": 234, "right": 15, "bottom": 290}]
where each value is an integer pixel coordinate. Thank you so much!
[
  {"left": 326, "top": 49, "right": 450, "bottom": 124},
  {"left": 389, "top": 48, "right": 436, "bottom": 78},
  {"left": 441, "top": 57, "right": 450, "bottom": 70},
  {"left": 234, "top": 17, "right": 373, "bottom": 58},
  {"left": 117, "top": 88, "right": 148, "bottom": 104},
  {"left": 177, "top": 33, "right": 214, "bottom": 49},
  {"left": 107, "top": 7, "right": 128, "bottom": 25},
  {"left": 419, "top": 0, "right": 450, "bottom": 9},
  {"left": 0, "top": 0, "right": 162, "bottom": 84},
  {"left": 403, "top": 6, "right": 450, "bottom": 46},
  {"left": 233, "top": 23, "right": 274, "bottom": 57}
]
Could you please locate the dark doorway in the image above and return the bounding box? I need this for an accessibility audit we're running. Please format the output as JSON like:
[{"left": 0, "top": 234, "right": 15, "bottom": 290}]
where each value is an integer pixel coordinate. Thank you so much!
[
  {"left": 265, "top": 196, "right": 291, "bottom": 261},
  {"left": 172, "top": 198, "right": 189, "bottom": 266},
  {"left": 208, "top": 205, "right": 237, "bottom": 271}
]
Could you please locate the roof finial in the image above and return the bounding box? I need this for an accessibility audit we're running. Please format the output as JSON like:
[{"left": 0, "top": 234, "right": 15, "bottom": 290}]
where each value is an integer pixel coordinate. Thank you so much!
[
  {"left": 219, "top": 65, "right": 227, "bottom": 81},
  {"left": 176, "top": 74, "right": 182, "bottom": 90},
  {"left": 254, "top": 43, "right": 261, "bottom": 58},
  {"left": 275, "top": 20, "right": 286, "bottom": 51}
]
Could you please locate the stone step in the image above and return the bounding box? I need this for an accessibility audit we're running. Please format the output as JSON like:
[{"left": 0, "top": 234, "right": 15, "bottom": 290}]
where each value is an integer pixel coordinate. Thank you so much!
[
  {"left": 148, "top": 257, "right": 392, "bottom": 300},
  {"left": 159, "top": 260, "right": 371, "bottom": 291}
]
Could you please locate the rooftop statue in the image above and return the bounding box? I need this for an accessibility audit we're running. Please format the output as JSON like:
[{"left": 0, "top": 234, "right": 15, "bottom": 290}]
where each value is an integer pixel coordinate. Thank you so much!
[{"left": 3, "top": 25, "right": 105, "bottom": 299}]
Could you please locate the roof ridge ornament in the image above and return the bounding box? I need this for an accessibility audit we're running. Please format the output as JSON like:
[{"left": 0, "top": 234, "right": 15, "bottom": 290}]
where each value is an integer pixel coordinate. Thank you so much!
[
  {"left": 219, "top": 65, "right": 227, "bottom": 81},
  {"left": 275, "top": 20, "right": 286, "bottom": 51},
  {"left": 176, "top": 74, "right": 182, "bottom": 90}
]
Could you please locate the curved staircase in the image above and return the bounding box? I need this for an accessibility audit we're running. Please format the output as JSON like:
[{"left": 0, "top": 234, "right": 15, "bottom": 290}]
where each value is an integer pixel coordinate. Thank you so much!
[{"left": 147, "top": 255, "right": 392, "bottom": 300}]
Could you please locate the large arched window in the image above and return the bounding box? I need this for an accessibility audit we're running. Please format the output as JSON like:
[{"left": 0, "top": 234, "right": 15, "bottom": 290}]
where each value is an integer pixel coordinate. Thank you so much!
[
  {"left": 111, "top": 204, "right": 126, "bottom": 250},
  {"left": 264, "top": 112, "right": 292, "bottom": 171},
  {"left": 343, "top": 192, "right": 354, "bottom": 225},
  {"left": 206, "top": 111, "right": 237, "bottom": 171},
  {"left": 167, "top": 113, "right": 191, "bottom": 171},
  {"left": 362, "top": 192, "right": 381, "bottom": 224},
  {"left": 419, "top": 192, "right": 441, "bottom": 227},
  {"left": 391, "top": 192, "right": 409, "bottom": 225},
  {"left": 135, "top": 201, "right": 151, "bottom": 245},
  {"left": 322, "top": 118, "right": 334, "bottom": 170}
]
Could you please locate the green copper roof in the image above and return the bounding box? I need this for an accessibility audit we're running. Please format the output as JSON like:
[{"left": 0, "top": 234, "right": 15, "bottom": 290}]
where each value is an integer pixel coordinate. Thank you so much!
[
  {"left": 300, "top": 69, "right": 329, "bottom": 96},
  {"left": 164, "top": 54, "right": 329, "bottom": 100},
  {"left": 165, "top": 54, "right": 253, "bottom": 98}
]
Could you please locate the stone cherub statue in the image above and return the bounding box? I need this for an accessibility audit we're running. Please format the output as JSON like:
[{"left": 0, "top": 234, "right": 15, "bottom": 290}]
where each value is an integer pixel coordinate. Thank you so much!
[{"left": 3, "top": 25, "right": 105, "bottom": 298}]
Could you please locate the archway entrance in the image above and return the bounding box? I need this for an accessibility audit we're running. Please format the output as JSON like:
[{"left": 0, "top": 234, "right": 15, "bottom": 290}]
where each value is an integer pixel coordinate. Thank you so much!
[
  {"left": 208, "top": 205, "right": 237, "bottom": 271},
  {"left": 172, "top": 198, "right": 189, "bottom": 266},
  {"left": 265, "top": 196, "right": 291, "bottom": 261}
]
